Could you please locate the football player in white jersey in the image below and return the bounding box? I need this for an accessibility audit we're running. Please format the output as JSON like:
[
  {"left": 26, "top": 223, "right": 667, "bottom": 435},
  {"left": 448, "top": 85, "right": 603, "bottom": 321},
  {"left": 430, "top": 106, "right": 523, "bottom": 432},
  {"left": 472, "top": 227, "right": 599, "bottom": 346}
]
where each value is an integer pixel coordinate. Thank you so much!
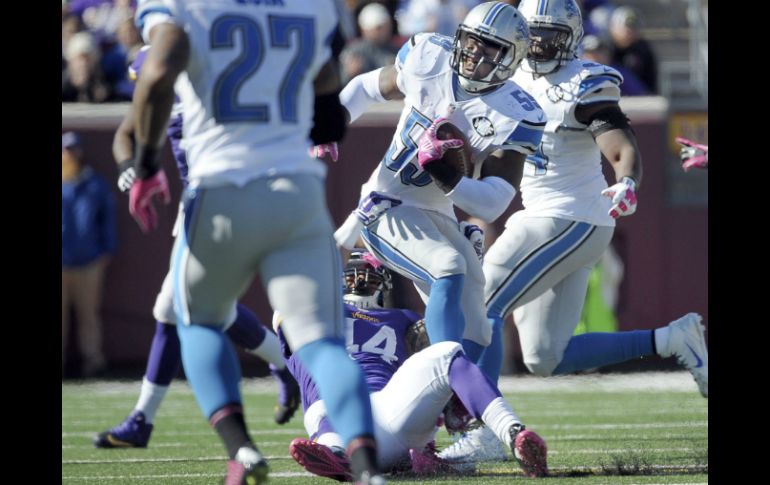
[
  {"left": 128, "top": 1, "right": 383, "bottom": 483},
  {"left": 325, "top": 1, "right": 545, "bottom": 364},
  {"left": 94, "top": 45, "right": 301, "bottom": 451},
  {"left": 440, "top": 0, "right": 709, "bottom": 464}
]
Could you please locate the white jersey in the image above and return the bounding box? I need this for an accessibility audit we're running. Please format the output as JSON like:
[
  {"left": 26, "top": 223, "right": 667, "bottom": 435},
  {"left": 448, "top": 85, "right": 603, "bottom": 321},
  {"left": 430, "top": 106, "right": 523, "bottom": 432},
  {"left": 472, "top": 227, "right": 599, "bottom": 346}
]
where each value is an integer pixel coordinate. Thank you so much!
[
  {"left": 360, "top": 33, "right": 546, "bottom": 220},
  {"left": 135, "top": 0, "right": 338, "bottom": 188},
  {"left": 512, "top": 59, "right": 624, "bottom": 227}
]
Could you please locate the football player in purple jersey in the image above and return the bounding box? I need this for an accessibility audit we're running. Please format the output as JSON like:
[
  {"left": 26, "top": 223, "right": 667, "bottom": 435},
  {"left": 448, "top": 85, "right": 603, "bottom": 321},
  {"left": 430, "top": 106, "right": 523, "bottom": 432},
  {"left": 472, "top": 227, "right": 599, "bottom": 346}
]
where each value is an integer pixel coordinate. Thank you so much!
[
  {"left": 278, "top": 250, "right": 548, "bottom": 479},
  {"left": 94, "top": 46, "right": 300, "bottom": 450}
]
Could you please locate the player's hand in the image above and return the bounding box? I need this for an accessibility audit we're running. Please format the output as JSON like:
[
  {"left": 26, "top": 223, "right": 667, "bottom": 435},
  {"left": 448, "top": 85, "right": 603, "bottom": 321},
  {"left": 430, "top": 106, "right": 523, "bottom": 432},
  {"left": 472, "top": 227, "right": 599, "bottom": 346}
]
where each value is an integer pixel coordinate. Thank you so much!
[
  {"left": 601, "top": 177, "right": 638, "bottom": 219},
  {"left": 675, "top": 137, "right": 708, "bottom": 172},
  {"left": 460, "top": 221, "right": 484, "bottom": 263},
  {"left": 355, "top": 191, "right": 402, "bottom": 225},
  {"left": 117, "top": 159, "right": 137, "bottom": 192},
  {"left": 309, "top": 142, "right": 339, "bottom": 162},
  {"left": 417, "top": 117, "right": 464, "bottom": 168},
  {"left": 129, "top": 170, "right": 171, "bottom": 233}
]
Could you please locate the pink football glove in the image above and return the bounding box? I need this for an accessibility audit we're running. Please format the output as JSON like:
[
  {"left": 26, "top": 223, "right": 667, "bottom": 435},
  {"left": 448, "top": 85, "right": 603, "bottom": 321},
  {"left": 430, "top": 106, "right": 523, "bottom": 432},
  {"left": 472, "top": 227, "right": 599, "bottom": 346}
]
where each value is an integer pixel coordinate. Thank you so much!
[
  {"left": 129, "top": 170, "right": 171, "bottom": 233},
  {"left": 675, "top": 137, "right": 708, "bottom": 171},
  {"left": 309, "top": 142, "right": 339, "bottom": 162},
  {"left": 601, "top": 177, "right": 638, "bottom": 219},
  {"left": 417, "top": 118, "right": 464, "bottom": 168}
]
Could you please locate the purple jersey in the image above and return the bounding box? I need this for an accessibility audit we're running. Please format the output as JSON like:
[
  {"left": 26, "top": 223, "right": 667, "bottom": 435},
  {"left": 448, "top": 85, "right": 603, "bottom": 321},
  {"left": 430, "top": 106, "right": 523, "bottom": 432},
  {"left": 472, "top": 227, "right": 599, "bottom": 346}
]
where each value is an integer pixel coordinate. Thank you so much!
[
  {"left": 129, "top": 47, "right": 189, "bottom": 186},
  {"left": 279, "top": 303, "right": 422, "bottom": 412}
]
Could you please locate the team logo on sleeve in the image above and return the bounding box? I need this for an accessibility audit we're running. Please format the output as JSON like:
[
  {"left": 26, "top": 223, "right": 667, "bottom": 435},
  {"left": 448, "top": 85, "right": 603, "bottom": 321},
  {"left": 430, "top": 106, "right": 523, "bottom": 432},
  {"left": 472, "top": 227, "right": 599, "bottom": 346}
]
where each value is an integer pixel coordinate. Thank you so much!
[{"left": 472, "top": 116, "right": 495, "bottom": 137}]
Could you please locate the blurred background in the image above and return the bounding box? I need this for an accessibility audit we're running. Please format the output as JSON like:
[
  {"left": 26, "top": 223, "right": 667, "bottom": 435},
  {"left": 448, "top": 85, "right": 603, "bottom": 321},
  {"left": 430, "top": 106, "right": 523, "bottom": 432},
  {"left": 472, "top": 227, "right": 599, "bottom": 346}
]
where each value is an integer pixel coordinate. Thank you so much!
[{"left": 61, "top": 0, "right": 707, "bottom": 379}]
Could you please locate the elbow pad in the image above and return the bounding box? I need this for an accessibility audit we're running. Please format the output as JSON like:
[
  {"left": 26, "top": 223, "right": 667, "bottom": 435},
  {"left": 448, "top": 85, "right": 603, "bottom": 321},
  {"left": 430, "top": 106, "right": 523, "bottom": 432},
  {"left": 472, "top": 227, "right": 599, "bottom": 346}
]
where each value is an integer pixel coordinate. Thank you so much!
[
  {"left": 310, "top": 92, "right": 347, "bottom": 145},
  {"left": 447, "top": 176, "right": 516, "bottom": 223},
  {"left": 339, "top": 68, "right": 385, "bottom": 123}
]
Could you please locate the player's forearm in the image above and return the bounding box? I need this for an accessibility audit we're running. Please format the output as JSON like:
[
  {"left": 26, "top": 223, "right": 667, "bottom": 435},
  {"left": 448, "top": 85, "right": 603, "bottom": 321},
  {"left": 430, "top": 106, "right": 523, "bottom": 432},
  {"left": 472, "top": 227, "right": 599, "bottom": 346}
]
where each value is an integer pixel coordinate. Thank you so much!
[
  {"left": 113, "top": 109, "right": 135, "bottom": 165},
  {"left": 339, "top": 68, "right": 387, "bottom": 123},
  {"left": 612, "top": 145, "right": 642, "bottom": 188},
  {"left": 132, "top": 83, "right": 174, "bottom": 176},
  {"left": 601, "top": 130, "right": 643, "bottom": 189},
  {"left": 447, "top": 176, "right": 516, "bottom": 223},
  {"left": 132, "top": 24, "right": 189, "bottom": 176}
]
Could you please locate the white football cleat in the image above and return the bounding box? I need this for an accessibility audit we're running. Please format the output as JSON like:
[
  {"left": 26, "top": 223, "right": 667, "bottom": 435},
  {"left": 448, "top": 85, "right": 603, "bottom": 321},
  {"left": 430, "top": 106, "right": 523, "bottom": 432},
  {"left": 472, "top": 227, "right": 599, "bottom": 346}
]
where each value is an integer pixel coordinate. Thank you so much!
[
  {"left": 659, "top": 313, "right": 708, "bottom": 397},
  {"left": 437, "top": 426, "right": 508, "bottom": 463}
]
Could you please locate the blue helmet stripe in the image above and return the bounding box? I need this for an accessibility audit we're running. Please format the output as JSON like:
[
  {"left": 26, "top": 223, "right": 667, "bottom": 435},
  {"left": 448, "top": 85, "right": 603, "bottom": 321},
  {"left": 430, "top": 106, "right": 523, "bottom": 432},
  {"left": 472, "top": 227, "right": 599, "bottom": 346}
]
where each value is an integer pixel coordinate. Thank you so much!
[
  {"left": 482, "top": 2, "right": 507, "bottom": 27},
  {"left": 537, "top": 0, "right": 549, "bottom": 16}
]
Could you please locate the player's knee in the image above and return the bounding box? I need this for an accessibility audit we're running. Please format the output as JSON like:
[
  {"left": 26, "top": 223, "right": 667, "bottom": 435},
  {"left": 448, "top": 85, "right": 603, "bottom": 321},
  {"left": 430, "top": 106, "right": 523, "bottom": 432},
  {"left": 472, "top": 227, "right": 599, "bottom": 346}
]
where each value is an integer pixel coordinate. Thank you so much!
[
  {"left": 432, "top": 249, "right": 467, "bottom": 277},
  {"left": 414, "top": 341, "right": 464, "bottom": 384},
  {"left": 524, "top": 357, "right": 560, "bottom": 377},
  {"left": 476, "top": 328, "right": 492, "bottom": 347},
  {"left": 152, "top": 294, "right": 177, "bottom": 324},
  {"left": 420, "top": 341, "right": 464, "bottom": 361}
]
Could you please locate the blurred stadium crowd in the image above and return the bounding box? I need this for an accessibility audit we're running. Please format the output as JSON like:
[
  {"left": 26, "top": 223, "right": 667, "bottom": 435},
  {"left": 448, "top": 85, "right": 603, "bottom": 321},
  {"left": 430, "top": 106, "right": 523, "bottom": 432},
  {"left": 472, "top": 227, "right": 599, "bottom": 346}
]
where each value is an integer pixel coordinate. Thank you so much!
[{"left": 62, "top": 0, "right": 670, "bottom": 103}]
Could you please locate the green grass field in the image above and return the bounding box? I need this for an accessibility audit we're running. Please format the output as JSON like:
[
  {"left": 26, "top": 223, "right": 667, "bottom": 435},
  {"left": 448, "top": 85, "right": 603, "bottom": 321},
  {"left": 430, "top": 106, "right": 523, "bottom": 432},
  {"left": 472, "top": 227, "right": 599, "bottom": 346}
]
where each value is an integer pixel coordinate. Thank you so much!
[{"left": 62, "top": 372, "right": 708, "bottom": 484}]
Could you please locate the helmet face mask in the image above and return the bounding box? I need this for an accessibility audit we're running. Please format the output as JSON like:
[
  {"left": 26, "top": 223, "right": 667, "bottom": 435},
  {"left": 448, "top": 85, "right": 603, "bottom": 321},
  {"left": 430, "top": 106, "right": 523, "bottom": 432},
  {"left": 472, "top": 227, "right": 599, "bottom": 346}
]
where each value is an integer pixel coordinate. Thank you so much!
[
  {"left": 528, "top": 25, "right": 573, "bottom": 63},
  {"left": 343, "top": 251, "right": 392, "bottom": 309},
  {"left": 455, "top": 31, "right": 510, "bottom": 83},
  {"left": 518, "top": 0, "right": 584, "bottom": 75},
  {"left": 450, "top": 2, "right": 530, "bottom": 93}
]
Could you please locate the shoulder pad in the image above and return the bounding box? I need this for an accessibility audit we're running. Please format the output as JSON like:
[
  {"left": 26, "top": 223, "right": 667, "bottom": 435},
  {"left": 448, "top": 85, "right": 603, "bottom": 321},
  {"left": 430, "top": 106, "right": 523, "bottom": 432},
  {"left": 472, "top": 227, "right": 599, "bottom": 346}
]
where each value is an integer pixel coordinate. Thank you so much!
[
  {"left": 503, "top": 118, "right": 545, "bottom": 154},
  {"left": 135, "top": 0, "right": 174, "bottom": 43},
  {"left": 577, "top": 62, "right": 623, "bottom": 105},
  {"left": 397, "top": 33, "right": 453, "bottom": 77}
]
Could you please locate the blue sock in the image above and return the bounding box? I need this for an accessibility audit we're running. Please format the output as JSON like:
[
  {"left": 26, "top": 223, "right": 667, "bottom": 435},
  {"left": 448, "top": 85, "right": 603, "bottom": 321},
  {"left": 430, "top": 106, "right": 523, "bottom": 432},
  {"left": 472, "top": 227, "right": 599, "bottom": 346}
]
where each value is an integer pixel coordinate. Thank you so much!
[
  {"left": 424, "top": 274, "right": 465, "bottom": 343},
  {"left": 145, "top": 322, "right": 182, "bottom": 386},
  {"left": 476, "top": 316, "right": 504, "bottom": 384},
  {"left": 176, "top": 323, "right": 242, "bottom": 418},
  {"left": 295, "top": 338, "right": 374, "bottom": 446},
  {"left": 225, "top": 304, "right": 267, "bottom": 350},
  {"left": 461, "top": 339, "right": 486, "bottom": 363},
  {"left": 552, "top": 330, "right": 655, "bottom": 375}
]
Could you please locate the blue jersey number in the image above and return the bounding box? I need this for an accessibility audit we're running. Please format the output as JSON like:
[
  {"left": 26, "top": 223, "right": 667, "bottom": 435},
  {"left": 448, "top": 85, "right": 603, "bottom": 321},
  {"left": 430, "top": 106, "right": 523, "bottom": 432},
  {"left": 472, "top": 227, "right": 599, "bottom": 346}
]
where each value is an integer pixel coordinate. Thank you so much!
[
  {"left": 511, "top": 89, "right": 538, "bottom": 112},
  {"left": 211, "top": 14, "right": 315, "bottom": 123},
  {"left": 526, "top": 142, "right": 549, "bottom": 175},
  {"left": 382, "top": 108, "right": 433, "bottom": 187}
]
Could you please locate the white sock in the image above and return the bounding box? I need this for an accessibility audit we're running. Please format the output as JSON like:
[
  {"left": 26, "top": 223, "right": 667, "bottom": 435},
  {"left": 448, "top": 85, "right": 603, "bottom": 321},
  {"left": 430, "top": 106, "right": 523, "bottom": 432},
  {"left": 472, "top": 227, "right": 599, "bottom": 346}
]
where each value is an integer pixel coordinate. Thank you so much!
[
  {"left": 135, "top": 377, "right": 170, "bottom": 423},
  {"left": 236, "top": 446, "right": 263, "bottom": 466},
  {"left": 654, "top": 327, "right": 671, "bottom": 357},
  {"left": 481, "top": 397, "right": 521, "bottom": 449},
  {"left": 316, "top": 432, "right": 345, "bottom": 449},
  {"left": 248, "top": 330, "right": 285, "bottom": 368}
]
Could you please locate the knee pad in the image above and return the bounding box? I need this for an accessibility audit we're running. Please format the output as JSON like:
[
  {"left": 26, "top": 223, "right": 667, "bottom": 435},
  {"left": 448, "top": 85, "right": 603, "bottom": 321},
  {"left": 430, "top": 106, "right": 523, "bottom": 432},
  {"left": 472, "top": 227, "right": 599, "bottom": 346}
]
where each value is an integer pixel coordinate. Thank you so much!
[
  {"left": 152, "top": 289, "right": 177, "bottom": 324},
  {"left": 414, "top": 341, "right": 464, "bottom": 374},
  {"left": 430, "top": 249, "right": 467, "bottom": 278}
]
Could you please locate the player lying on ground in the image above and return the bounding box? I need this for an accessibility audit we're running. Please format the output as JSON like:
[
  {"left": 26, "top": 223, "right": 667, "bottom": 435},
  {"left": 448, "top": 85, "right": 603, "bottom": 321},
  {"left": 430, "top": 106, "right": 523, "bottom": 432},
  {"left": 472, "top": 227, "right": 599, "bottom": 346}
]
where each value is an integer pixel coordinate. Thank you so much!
[{"left": 280, "top": 250, "right": 548, "bottom": 480}]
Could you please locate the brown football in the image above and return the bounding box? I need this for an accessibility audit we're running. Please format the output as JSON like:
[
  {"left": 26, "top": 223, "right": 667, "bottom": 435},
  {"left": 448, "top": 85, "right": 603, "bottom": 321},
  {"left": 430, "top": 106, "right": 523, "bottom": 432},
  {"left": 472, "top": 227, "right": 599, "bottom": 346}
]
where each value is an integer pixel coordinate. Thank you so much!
[{"left": 435, "top": 120, "right": 474, "bottom": 178}]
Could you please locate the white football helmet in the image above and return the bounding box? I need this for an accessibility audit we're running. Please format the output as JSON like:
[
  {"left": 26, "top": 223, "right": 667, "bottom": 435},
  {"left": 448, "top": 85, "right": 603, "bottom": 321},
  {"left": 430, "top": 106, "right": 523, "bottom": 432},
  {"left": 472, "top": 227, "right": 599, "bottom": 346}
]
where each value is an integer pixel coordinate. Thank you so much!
[
  {"left": 518, "top": 0, "right": 584, "bottom": 75},
  {"left": 451, "top": 1, "right": 530, "bottom": 93}
]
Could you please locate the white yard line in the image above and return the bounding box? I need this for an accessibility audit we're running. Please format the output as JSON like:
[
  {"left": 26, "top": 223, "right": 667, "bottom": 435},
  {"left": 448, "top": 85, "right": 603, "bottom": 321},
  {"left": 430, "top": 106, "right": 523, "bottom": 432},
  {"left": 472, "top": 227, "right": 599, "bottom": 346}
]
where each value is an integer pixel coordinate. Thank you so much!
[
  {"left": 63, "top": 371, "right": 703, "bottom": 395},
  {"left": 62, "top": 471, "right": 313, "bottom": 480}
]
